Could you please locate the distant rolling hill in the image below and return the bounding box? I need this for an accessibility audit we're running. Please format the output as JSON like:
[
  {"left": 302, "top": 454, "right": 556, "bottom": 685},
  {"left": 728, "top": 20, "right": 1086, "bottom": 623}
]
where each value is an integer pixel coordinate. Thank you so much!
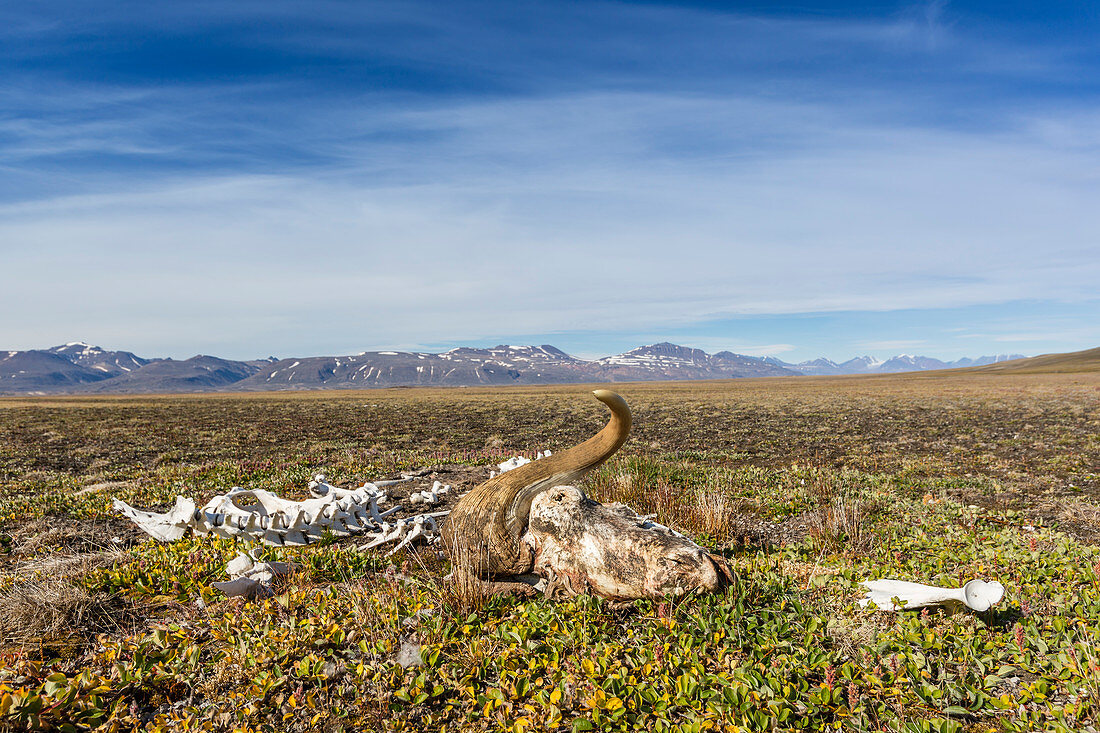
[
  {"left": 766, "top": 353, "right": 1027, "bottom": 375},
  {"left": 79, "top": 355, "right": 261, "bottom": 393},
  {"left": 967, "top": 347, "right": 1100, "bottom": 374},
  {"left": 0, "top": 350, "right": 113, "bottom": 391}
]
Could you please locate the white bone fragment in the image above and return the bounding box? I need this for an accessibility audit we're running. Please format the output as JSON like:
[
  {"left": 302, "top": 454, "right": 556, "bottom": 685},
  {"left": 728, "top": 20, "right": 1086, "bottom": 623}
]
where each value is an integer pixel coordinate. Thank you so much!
[
  {"left": 408, "top": 481, "right": 452, "bottom": 507},
  {"left": 371, "top": 503, "right": 401, "bottom": 521},
  {"left": 497, "top": 456, "right": 531, "bottom": 473},
  {"left": 859, "top": 579, "right": 1005, "bottom": 612},
  {"left": 213, "top": 550, "right": 296, "bottom": 599},
  {"left": 225, "top": 551, "right": 254, "bottom": 577},
  {"left": 496, "top": 450, "right": 551, "bottom": 475},
  {"left": 211, "top": 576, "right": 266, "bottom": 599},
  {"left": 112, "top": 496, "right": 196, "bottom": 542},
  {"left": 387, "top": 520, "right": 426, "bottom": 556},
  {"left": 360, "top": 526, "right": 401, "bottom": 551}
]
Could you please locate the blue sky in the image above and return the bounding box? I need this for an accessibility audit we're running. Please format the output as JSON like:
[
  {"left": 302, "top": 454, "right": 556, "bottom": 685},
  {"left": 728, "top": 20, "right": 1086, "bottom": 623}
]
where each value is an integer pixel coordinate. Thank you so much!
[{"left": 2, "top": 1, "right": 1098, "bottom": 362}]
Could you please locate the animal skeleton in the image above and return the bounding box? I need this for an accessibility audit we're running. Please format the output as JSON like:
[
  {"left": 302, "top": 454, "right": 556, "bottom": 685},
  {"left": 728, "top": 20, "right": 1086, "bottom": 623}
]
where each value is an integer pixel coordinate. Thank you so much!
[
  {"left": 114, "top": 474, "right": 446, "bottom": 553},
  {"left": 117, "top": 390, "right": 733, "bottom": 602}
]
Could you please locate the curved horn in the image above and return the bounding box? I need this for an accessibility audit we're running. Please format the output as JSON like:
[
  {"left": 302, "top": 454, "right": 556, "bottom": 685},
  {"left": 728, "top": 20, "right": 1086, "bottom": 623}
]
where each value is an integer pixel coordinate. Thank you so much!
[{"left": 442, "top": 389, "right": 632, "bottom": 577}]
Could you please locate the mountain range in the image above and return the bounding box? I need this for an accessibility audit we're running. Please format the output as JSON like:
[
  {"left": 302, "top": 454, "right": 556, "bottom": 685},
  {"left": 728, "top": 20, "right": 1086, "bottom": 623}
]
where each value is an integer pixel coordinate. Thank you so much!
[
  {"left": 763, "top": 352, "right": 1027, "bottom": 376},
  {"left": 0, "top": 341, "right": 1029, "bottom": 395}
]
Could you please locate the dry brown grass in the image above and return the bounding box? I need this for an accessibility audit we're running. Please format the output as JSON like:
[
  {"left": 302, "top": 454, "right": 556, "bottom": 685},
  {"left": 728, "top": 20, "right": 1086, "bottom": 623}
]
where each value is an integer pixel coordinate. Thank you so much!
[
  {"left": 437, "top": 535, "right": 489, "bottom": 616},
  {"left": 13, "top": 549, "right": 122, "bottom": 578},
  {"left": 0, "top": 578, "right": 132, "bottom": 646},
  {"left": 687, "top": 489, "right": 735, "bottom": 539},
  {"left": 1, "top": 546, "right": 133, "bottom": 648},
  {"left": 805, "top": 494, "right": 878, "bottom": 553}
]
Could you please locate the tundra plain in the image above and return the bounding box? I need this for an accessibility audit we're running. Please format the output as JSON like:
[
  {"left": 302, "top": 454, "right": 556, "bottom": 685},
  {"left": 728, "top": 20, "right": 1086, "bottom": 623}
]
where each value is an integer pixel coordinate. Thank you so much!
[{"left": 1, "top": 371, "right": 1099, "bottom": 731}]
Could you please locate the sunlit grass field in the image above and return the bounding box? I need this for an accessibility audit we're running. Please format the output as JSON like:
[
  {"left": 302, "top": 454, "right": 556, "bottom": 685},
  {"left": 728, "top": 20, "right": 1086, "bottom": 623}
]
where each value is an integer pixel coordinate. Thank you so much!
[{"left": 1, "top": 372, "right": 1098, "bottom": 731}]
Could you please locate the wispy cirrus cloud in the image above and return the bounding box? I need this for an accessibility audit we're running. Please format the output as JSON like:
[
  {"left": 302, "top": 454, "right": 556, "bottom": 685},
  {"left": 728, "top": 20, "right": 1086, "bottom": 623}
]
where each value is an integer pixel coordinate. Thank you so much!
[{"left": 857, "top": 340, "right": 928, "bottom": 351}]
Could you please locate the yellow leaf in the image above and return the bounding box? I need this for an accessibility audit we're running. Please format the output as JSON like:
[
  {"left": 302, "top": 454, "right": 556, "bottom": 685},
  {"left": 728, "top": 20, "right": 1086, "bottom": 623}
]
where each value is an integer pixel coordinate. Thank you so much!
[{"left": 549, "top": 689, "right": 562, "bottom": 705}]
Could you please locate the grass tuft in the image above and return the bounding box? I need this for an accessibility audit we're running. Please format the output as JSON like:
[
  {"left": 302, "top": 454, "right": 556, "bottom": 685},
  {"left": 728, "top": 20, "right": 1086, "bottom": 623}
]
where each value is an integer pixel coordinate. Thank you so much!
[
  {"left": 805, "top": 494, "right": 878, "bottom": 553},
  {"left": 0, "top": 578, "right": 132, "bottom": 645}
]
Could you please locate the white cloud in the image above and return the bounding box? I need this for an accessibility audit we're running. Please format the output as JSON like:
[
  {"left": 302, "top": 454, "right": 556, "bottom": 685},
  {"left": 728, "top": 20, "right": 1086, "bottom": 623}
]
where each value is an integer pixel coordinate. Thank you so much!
[{"left": 2, "top": 89, "right": 1099, "bottom": 357}]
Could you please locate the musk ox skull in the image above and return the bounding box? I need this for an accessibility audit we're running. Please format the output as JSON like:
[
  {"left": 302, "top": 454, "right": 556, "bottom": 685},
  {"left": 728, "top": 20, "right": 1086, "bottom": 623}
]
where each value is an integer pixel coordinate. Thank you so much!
[{"left": 442, "top": 390, "right": 732, "bottom": 600}]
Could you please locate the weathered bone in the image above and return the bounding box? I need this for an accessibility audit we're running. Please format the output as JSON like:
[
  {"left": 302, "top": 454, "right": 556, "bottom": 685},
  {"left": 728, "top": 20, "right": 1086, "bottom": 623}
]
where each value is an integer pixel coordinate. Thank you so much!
[
  {"left": 114, "top": 474, "right": 447, "bottom": 554},
  {"left": 408, "top": 481, "right": 451, "bottom": 507},
  {"left": 526, "top": 486, "right": 732, "bottom": 600},
  {"left": 859, "top": 578, "right": 1004, "bottom": 612},
  {"left": 212, "top": 549, "right": 296, "bottom": 599},
  {"left": 360, "top": 512, "right": 448, "bottom": 556},
  {"left": 113, "top": 496, "right": 196, "bottom": 542},
  {"left": 490, "top": 450, "right": 552, "bottom": 478}
]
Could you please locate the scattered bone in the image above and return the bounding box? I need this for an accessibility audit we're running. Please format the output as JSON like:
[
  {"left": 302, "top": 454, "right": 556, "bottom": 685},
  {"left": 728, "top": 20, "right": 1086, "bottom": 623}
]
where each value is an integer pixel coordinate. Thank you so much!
[
  {"left": 859, "top": 578, "right": 1005, "bottom": 612},
  {"left": 490, "top": 450, "right": 552, "bottom": 478},
  {"left": 211, "top": 549, "right": 295, "bottom": 599},
  {"left": 359, "top": 512, "right": 449, "bottom": 556},
  {"left": 408, "top": 481, "right": 450, "bottom": 506}
]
